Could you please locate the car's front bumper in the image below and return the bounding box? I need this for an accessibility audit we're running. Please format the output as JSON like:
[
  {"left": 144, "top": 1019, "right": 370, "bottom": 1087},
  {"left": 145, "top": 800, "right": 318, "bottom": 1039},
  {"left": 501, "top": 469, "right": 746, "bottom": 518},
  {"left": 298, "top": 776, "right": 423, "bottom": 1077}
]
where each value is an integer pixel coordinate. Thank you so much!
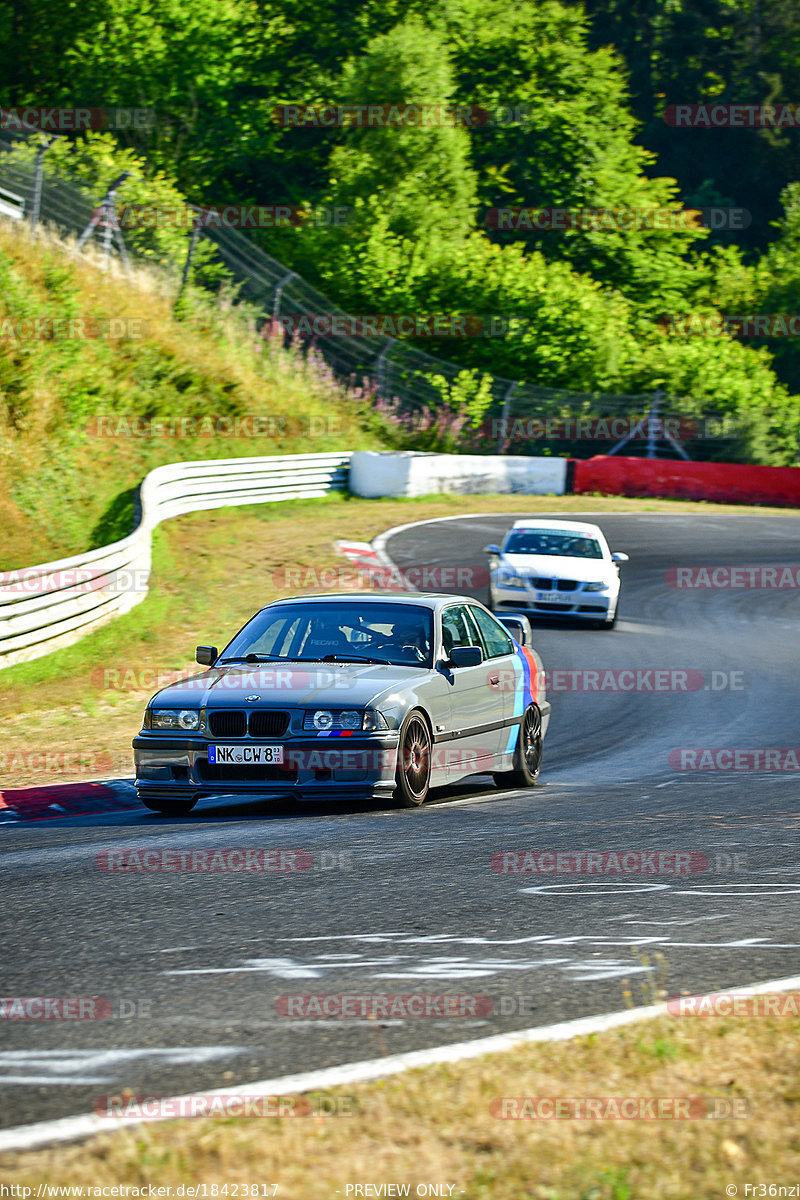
[
  {"left": 492, "top": 583, "right": 614, "bottom": 620},
  {"left": 132, "top": 733, "right": 401, "bottom": 801}
]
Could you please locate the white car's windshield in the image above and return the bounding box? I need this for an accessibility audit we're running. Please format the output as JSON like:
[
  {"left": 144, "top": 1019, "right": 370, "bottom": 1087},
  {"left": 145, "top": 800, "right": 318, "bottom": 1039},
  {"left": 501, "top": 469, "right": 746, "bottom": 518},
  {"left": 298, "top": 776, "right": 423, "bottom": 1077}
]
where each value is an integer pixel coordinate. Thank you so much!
[
  {"left": 220, "top": 602, "right": 434, "bottom": 667},
  {"left": 503, "top": 531, "right": 604, "bottom": 559}
]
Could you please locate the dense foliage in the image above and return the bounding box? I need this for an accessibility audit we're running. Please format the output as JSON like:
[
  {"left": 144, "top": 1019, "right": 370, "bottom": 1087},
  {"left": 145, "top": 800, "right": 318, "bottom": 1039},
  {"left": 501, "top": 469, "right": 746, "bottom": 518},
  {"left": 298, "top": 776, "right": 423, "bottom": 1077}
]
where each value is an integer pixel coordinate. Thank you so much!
[{"left": 2, "top": 0, "right": 800, "bottom": 460}]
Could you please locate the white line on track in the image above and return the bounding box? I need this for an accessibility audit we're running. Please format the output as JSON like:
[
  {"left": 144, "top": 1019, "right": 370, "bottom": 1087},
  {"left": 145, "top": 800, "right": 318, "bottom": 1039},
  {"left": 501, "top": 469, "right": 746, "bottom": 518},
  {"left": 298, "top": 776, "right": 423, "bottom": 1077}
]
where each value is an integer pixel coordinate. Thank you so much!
[{"left": 3, "top": 972, "right": 800, "bottom": 1154}]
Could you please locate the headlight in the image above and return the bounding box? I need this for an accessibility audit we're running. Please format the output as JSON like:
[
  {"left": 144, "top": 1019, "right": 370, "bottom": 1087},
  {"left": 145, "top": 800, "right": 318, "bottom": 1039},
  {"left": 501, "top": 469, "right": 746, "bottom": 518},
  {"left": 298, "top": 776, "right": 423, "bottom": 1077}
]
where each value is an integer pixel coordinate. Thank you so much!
[
  {"left": 304, "top": 710, "right": 387, "bottom": 732},
  {"left": 149, "top": 709, "right": 201, "bottom": 730},
  {"left": 583, "top": 582, "right": 609, "bottom": 592},
  {"left": 498, "top": 570, "right": 527, "bottom": 588}
]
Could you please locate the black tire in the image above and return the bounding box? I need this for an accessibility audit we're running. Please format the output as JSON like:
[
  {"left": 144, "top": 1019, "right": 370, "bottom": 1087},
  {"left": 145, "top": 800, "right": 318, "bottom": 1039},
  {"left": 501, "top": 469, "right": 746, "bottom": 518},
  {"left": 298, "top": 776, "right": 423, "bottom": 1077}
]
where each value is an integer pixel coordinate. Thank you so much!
[
  {"left": 394, "top": 710, "right": 432, "bottom": 807},
  {"left": 493, "top": 704, "right": 542, "bottom": 789},
  {"left": 599, "top": 609, "right": 617, "bottom": 630},
  {"left": 138, "top": 792, "right": 197, "bottom": 816}
]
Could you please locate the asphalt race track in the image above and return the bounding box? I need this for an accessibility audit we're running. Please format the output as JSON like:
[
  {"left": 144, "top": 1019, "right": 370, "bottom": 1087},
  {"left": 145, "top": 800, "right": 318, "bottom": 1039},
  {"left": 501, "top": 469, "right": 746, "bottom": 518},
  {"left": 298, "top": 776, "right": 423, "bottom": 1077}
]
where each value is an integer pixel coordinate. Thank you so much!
[{"left": 3, "top": 510, "right": 800, "bottom": 1133}]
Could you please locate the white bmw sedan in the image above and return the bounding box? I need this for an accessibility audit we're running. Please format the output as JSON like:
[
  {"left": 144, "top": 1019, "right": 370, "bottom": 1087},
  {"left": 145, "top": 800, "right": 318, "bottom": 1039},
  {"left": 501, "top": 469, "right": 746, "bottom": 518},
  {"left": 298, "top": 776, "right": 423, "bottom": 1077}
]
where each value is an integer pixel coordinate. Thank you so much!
[{"left": 485, "top": 519, "right": 629, "bottom": 629}]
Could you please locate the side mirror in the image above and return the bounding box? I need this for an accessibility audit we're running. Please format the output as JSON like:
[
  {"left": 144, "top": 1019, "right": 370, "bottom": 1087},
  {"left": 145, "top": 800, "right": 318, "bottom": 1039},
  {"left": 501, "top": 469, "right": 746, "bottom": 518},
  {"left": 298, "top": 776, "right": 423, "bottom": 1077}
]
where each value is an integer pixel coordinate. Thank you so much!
[
  {"left": 484, "top": 544, "right": 501, "bottom": 555},
  {"left": 449, "top": 645, "right": 483, "bottom": 668},
  {"left": 496, "top": 614, "right": 533, "bottom": 646},
  {"left": 196, "top": 645, "right": 218, "bottom": 666},
  {"left": 611, "top": 552, "right": 629, "bottom": 563}
]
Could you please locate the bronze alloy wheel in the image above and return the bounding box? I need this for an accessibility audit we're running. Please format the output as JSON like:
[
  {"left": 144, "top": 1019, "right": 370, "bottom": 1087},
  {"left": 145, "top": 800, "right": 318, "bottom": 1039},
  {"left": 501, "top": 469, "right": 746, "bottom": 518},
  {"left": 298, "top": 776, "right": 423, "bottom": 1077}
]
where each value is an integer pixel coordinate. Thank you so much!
[{"left": 395, "top": 711, "right": 432, "bottom": 807}]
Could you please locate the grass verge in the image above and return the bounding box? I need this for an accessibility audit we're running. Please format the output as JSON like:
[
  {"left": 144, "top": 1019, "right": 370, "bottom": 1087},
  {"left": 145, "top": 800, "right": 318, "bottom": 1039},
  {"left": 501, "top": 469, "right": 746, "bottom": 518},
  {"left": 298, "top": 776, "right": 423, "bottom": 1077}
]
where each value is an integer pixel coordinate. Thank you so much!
[{"left": 0, "top": 1010, "right": 798, "bottom": 1197}]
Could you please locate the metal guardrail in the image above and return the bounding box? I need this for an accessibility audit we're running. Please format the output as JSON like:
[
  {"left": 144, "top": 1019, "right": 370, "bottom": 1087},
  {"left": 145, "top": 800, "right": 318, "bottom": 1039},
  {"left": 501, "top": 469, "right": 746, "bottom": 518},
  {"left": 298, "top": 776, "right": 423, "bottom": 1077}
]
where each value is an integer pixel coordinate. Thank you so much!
[
  {"left": 0, "top": 452, "right": 351, "bottom": 670},
  {"left": 0, "top": 185, "right": 24, "bottom": 221}
]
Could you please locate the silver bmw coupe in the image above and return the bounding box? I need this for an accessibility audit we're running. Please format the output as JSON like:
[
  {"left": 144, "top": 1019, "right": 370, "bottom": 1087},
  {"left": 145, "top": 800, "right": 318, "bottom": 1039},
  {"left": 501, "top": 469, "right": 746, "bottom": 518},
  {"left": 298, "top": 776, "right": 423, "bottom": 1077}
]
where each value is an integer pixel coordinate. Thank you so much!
[{"left": 133, "top": 592, "right": 550, "bottom": 814}]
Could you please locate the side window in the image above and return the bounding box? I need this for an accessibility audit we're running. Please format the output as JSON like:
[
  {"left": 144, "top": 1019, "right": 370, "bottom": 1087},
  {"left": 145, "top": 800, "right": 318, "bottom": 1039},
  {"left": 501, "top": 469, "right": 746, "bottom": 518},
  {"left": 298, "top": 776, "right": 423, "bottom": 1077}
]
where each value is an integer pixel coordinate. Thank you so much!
[
  {"left": 441, "top": 604, "right": 481, "bottom": 657},
  {"left": 469, "top": 605, "right": 514, "bottom": 659}
]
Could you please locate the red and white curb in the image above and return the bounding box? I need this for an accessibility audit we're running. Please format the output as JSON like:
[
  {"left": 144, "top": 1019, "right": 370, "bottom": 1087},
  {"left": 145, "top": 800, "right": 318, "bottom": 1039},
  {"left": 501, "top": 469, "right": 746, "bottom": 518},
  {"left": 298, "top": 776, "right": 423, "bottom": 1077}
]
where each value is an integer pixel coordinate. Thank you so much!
[
  {"left": 1, "top": 971, "right": 800, "bottom": 1154},
  {"left": 0, "top": 779, "right": 139, "bottom": 823},
  {"left": 335, "top": 539, "right": 413, "bottom": 590}
]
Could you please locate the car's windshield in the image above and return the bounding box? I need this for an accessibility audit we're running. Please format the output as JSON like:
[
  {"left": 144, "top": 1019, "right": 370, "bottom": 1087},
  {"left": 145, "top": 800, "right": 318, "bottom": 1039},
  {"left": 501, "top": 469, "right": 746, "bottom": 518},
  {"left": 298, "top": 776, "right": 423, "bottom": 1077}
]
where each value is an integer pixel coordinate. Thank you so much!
[
  {"left": 219, "top": 602, "right": 434, "bottom": 668},
  {"left": 503, "top": 530, "right": 604, "bottom": 559}
]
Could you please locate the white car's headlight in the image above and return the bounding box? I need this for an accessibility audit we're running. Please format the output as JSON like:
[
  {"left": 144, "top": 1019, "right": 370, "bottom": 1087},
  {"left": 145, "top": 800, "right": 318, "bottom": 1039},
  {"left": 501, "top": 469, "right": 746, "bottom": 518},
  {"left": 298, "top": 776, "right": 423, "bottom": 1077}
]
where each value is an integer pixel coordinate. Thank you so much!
[
  {"left": 498, "top": 570, "right": 527, "bottom": 588},
  {"left": 583, "top": 582, "right": 609, "bottom": 592},
  {"left": 149, "top": 709, "right": 201, "bottom": 730}
]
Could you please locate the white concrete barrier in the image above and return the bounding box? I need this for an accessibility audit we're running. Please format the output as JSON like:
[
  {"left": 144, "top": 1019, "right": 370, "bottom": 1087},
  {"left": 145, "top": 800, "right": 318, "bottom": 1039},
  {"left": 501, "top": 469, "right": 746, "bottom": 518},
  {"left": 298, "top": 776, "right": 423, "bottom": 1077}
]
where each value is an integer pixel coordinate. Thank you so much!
[{"left": 349, "top": 451, "right": 568, "bottom": 498}]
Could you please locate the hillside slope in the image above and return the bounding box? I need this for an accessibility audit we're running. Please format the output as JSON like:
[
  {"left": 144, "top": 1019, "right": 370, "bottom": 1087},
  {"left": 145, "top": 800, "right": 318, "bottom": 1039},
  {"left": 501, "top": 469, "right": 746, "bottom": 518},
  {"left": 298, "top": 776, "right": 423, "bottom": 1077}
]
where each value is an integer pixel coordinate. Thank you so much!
[{"left": 0, "top": 221, "right": 385, "bottom": 571}]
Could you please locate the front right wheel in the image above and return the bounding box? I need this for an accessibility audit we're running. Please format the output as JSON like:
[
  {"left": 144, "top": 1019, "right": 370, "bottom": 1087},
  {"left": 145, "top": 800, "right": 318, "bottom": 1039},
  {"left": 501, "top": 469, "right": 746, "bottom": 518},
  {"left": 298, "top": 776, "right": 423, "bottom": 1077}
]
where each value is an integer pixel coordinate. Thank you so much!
[
  {"left": 394, "top": 710, "right": 432, "bottom": 807},
  {"left": 493, "top": 703, "right": 542, "bottom": 789}
]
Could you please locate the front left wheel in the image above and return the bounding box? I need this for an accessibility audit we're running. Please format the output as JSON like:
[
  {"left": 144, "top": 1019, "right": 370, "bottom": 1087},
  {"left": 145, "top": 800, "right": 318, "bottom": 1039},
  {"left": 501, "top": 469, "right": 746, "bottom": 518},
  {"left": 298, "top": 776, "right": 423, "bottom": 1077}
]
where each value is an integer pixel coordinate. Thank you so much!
[{"left": 394, "top": 710, "right": 432, "bottom": 807}]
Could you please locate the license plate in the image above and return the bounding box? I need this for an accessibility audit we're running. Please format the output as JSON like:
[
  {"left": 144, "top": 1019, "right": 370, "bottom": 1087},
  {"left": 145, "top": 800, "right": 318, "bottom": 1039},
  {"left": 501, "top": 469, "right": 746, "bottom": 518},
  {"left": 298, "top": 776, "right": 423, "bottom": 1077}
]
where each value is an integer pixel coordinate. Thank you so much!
[
  {"left": 208, "top": 744, "right": 284, "bottom": 765},
  {"left": 535, "top": 590, "right": 573, "bottom": 604}
]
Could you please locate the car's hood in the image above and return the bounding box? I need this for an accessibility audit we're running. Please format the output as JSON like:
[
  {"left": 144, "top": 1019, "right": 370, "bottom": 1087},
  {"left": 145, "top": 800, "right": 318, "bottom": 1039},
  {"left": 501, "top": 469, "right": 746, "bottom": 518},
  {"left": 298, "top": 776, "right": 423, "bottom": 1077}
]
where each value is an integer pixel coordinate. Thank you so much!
[
  {"left": 150, "top": 661, "right": 428, "bottom": 710},
  {"left": 500, "top": 553, "right": 611, "bottom": 584}
]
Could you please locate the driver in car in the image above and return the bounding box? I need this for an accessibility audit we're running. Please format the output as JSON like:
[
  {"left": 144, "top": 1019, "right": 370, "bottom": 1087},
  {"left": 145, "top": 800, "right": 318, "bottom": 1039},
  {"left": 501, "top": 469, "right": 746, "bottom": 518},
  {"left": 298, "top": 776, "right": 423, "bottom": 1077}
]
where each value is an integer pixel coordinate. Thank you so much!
[{"left": 376, "top": 619, "right": 430, "bottom": 662}]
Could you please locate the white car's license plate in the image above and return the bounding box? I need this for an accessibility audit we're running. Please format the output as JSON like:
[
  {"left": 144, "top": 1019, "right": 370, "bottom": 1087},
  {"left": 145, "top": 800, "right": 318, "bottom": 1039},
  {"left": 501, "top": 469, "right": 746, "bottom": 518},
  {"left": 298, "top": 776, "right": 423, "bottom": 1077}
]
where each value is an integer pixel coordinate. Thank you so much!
[
  {"left": 208, "top": 744, "right": 284, "bottom": 765},
  {"left": 535, "top": 590, "right": 573, "bottom": 604}
]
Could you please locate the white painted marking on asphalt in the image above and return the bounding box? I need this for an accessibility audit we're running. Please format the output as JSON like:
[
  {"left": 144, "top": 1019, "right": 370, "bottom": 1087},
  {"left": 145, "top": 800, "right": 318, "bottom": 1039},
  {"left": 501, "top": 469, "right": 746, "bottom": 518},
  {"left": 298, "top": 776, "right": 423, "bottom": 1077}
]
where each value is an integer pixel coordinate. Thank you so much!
[
  {"left": 0, "top": 1046, "right": 242, "bottom": 1086},
  {"left": 6, "top": 971, "right": 800, "bottom": 1153},
  {"left": 521, "top": 883, "right": 671, "bottom": 896},
  {"left": 623, "top": 914, "right": 732, "bottom": 926},
  {"left": 673, "top": 883, "right": 800, "bottom": 896}
]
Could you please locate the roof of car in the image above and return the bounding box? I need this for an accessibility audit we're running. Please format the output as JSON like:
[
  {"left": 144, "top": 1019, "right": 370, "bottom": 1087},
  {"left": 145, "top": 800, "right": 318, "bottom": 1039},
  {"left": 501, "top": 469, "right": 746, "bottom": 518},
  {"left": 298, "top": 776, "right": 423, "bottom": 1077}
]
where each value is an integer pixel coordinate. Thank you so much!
[
  {"left": 266, "top": 592, "right": 483, "bottom": 609},
  {"left": 509, "top": 519, "right": 604, "bottom": 535}
]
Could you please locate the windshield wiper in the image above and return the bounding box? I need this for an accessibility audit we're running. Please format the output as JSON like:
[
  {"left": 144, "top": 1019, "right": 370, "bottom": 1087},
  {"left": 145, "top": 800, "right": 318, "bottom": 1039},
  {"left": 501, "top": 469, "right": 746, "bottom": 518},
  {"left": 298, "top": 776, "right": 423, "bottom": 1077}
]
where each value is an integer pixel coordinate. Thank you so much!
[
  {"left": 217, "top": 654, "right": 285, "bottom": 664},
  {"left": 320, "top": 653, "right": 384, "bottom": 664}
]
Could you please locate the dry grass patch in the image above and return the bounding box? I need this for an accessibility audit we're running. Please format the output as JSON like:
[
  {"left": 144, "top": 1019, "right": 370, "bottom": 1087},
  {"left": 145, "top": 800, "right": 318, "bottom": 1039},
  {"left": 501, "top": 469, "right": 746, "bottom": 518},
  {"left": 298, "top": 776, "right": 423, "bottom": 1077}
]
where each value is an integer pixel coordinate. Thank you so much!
[{"left": 0, "top": 1013, "right": 798, "bottom": 1197}]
